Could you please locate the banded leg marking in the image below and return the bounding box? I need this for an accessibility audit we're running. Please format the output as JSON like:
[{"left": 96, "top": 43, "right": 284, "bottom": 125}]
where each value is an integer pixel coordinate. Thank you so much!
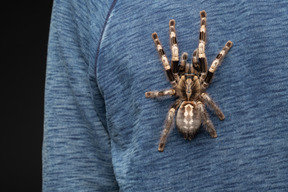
[
  {"left": 203, "top": 40, "right": 233, "bottom": 88},
  {"left": 198, "top": 10, "right": 208, "bottom": 74},
  {"left": 152, "top": 32, "right": 177, "bottom": 87},
  {"left": 169, "top": 19, "right": 180, "bottom": 82},
  {"left": 199, "top": 102, "right": 217, "bottom": 138},
  {"left": 192, "top": 49, "right": 200, "bottom": 74},
  {"left": 145, "top": 88, "right": 176, "bottom": 98},
  {"left": 158, "top": 99, "right": 182, "bottom": 152},
  {"left": 201, "top": 93, "right": 225, "bottom": 120},
  {"left": 178, "top": 52, "right": 188, "bottom": 76}
]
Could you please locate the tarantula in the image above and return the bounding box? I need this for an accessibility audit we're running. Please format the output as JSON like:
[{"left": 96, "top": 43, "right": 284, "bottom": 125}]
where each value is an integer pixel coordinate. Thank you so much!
[{"left": 145, "top": 10, "right": 233, "bottom": 152}]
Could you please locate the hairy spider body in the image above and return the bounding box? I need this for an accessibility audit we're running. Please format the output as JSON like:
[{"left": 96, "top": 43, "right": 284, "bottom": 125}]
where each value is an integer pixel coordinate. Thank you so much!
[{"left": 145, "top": 10, "right": 233, "bottom": 152}]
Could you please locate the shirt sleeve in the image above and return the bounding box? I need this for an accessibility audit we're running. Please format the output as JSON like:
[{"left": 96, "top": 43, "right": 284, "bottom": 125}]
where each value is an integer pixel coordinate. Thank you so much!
[{"left": 42, "top": 0, "right": 119, "bottom": 191}]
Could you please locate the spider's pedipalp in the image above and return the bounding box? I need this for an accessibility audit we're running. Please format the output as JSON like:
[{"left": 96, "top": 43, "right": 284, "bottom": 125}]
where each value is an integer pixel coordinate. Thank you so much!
[
  {"left": 203, "top": 40, "right": 233, "bottom": 88},
  {"left": 182, "top": 52, "right": 188, "bottom": 60},
  {"left": 151, "top": 32, "right": 177, "bottom": 87},
  {"left": 192, "top": 49, "right": 200, "bottom": 74},
  {"left": 178, "top": 52, "right": 188, "bottom": 76}
]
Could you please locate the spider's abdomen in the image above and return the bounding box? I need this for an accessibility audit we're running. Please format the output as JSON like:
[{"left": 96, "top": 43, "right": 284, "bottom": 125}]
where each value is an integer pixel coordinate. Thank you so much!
[{"left": 176, "top": 101, "right": 201, "bottom": 140}]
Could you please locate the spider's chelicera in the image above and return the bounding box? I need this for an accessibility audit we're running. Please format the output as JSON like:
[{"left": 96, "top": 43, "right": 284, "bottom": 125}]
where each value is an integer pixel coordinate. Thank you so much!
[{"left": 145, "top": 10, "right": 233, "bottom": 152}]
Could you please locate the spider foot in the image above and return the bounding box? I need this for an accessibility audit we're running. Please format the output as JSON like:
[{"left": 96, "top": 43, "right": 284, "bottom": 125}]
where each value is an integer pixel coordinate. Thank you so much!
[
  {"left": 217, "top": 112, "right": 225, "bottom": 121},
  {"left": 145, "top": 91, "right": 157, "bottom": 98},
  {"left": 209, "top": 130, "right": 217, "bottom": 138},
  {"left": 158, "top": 142, "right": 165, "bottom": 152}
]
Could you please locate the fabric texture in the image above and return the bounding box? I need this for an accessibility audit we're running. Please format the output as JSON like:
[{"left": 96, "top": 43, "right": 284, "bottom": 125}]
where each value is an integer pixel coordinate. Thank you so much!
[{"left": 43, "top": 0, "right": 288, "bottom": 191}]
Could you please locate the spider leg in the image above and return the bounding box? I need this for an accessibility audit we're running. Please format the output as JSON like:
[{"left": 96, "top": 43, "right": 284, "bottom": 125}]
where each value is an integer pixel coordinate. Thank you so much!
[
  {"left": 192, "top": 48, "right": 200, "bottom": 74},
  {"left": 198, "top": 10, "right": 208, "bottom": 81},
  {"left": 202, "top": 41, "right": 233, "bottom": 89},
  {"left": 145, "top": 88, "right": 175, "bottom": 98},
  {"left": 178, "top": 52, "right": 188, "bottom": 76},
  {"left": 152, "top": 32, "right": 177, "bottom": 87},
  {"left": 198, "top": 102, "right": 217, "bottom": 138},
  {"left": 158, "top": 99, "right": 182, "bottom": 152},
  {"left": 169, "top": 19, "right": 180, "bottom": 82},
  {"left": 201, "top": 93, "right": 225, "bottom": 120}
]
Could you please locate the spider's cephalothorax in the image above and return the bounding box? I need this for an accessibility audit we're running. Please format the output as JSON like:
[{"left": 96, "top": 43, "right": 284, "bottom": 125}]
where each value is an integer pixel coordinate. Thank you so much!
[{"left": 145, "top": 10, "right": 233, "bottom": 152}]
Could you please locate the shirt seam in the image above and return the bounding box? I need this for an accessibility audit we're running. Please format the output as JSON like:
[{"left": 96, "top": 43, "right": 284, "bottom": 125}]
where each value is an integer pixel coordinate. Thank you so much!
[{"left": 94, "top": 0, "right": 118, "bottom": 95}]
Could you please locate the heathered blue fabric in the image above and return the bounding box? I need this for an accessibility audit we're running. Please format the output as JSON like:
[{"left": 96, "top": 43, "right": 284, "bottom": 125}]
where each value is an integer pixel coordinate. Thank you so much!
[{"left": 43, "top": 0, "right": 288, "bottom": 191}]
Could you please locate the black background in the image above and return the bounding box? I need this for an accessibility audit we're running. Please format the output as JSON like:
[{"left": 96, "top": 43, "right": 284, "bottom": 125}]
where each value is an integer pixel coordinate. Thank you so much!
[{"left": 3, "top": 1, "right": 53, "bottom": 191}]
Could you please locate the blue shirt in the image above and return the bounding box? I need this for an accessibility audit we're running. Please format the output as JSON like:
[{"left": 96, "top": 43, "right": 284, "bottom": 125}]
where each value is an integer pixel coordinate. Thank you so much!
[{"left": 43, "top": 0, "right": 288, "bottom": 191}]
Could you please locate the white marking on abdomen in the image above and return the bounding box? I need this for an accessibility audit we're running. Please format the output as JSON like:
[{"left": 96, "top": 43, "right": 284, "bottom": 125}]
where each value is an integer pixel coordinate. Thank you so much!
[{"left": 183, "top": 104, "right": 193, "bottom": 125}]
